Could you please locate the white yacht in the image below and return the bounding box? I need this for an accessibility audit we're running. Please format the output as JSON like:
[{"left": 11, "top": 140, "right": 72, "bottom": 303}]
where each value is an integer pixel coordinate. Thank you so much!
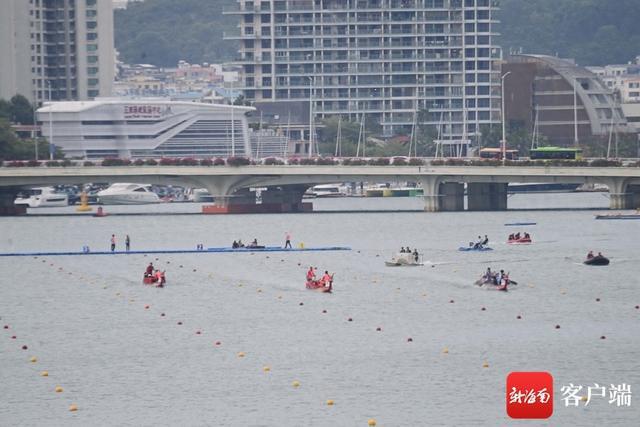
[
  {"left": 308, "top": 184, "right": 349, "bottom": 198},
  {"left": 186, "top": 188, "right": 214, "bottom": 203},
  {"left": 97, "top": 183, "right": 160, "bottom": 205},
  {"left": 14, "top": 187, "right": 69, "bottom": 208}
]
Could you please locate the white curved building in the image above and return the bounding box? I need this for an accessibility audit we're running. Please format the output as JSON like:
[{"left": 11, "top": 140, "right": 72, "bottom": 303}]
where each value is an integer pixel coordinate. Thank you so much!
[{"left": 37, "top": 100, "right": 254, "bottom": 159}]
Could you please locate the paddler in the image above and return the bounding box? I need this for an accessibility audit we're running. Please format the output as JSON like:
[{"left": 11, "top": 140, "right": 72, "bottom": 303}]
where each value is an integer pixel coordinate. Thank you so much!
[
  {"left": 146, "top": 263, "right": 154, "bottom": 277},
  {"left": 320, "top": 271, "right": 332, "bottom": 286},
  {"left": 306, "top": 266, "right": 316, "bottom": 282},
  {"left": 159, "top": 271, "right": 166, "bottom": 287},
  {"left": 155, "top": 269, "right": 163, "bottom": 284}
]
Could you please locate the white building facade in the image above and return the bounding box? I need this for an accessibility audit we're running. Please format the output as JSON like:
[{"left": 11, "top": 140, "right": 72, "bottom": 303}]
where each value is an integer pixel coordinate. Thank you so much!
[
  {"left": 0, "top": 0, "right": 114, "bottom": 105},
  {"left": 37, "top": 100, "right": 254, "bottom": 159},
  {"left": 225, "top": 0, "right": 502, "bottom": 139}
]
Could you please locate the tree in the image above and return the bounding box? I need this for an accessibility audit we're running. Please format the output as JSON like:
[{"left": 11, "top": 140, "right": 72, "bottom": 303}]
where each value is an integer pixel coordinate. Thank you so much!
[
  {"left": 0, "top": 119, "right": 19, "bottom": 159},
  {"left": 0, "top": 99, "right": 11, "bottom": 121},
  {"left": 0, "top": 118, "right": 62, "bottom": 161},
  {"left": 9, "top": 94, "right": 34, "bottom": 125}
]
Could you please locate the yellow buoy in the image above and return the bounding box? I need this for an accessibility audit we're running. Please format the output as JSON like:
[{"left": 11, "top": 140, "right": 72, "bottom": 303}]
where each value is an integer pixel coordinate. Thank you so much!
[
  {"left": 326, "top": 399, "right": 334, "bottom": 406},
  {"left": 299, "top": 242, "right": 305, "bottom": 249},
  {"left": 30, "top": 356, "right": 37, "bottom": 363},
  {"left": 69, "top": 404, "right": 78, "bottom": 412},
  {"left": 442, "top": 347, "right": 449, "bottom": 354},
  {"left": 55, "top": 386, "right": 64, "bottom": 393},
  {"left": 482, "top": 361, "right": 489, "bottom": 368},
  {"left": 40, "top": 371, "right": 49, "bottom": 377},
  {"left": 76, "top": 191, "right": 92, "bottom": 212},
  {"left": 368, "top": 419, "right": 377, "bottom": 426},
  {"left": 292, "top": 380, "right": 300, "bottom": 388},
  {"left": 237, "top": 352, "right": 245, "bottom": 358},
  {"left": 580, "top": 395, "right": 588, "bottom": 402},
  {"left": 263, "top": 366, "right": 271, "bottom": 372}
]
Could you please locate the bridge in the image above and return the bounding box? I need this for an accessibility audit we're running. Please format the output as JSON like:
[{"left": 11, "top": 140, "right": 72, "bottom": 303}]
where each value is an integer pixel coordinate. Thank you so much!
[{"left": 1, "top": 165, "right": 639, "bottom": 214}]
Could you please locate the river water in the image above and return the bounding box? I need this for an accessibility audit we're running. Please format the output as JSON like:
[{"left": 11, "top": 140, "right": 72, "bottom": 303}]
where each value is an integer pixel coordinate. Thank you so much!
[{"left": 1, "top": 193, "right": 638, "bottom": 426}]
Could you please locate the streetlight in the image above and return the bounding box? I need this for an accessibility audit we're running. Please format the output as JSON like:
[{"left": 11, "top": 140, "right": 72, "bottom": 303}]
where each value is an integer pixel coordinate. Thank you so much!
[
  {"left": 306, "top": 76, "right": 314, "bottom": 158},
  {"left": 230, "top": 78, "right": 235, "bottom": 157},
  {"left": 573, "top": 77, "right": 579, "bottom": 147},
  {"left": 47, "top": 80, "right": 54, "bottom": 160},
  {"left": 500, "top": 71, "right": 512, "bottom": 165}
]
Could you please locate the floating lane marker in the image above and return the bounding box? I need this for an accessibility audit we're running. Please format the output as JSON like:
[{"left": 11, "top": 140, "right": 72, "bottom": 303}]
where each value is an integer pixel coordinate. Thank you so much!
[{"left": 0, "top": 246, "right": 351, "bottom": 257}]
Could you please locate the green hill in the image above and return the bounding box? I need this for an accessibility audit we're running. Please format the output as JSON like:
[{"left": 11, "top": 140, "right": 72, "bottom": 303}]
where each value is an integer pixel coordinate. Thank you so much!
[
  {"left": 499, "top": 0, "right": 640, "bottom": 66},
  {"left": 115, "top": 0, "right": 640, "bottom": 67},
  {"left": 114, "top": 0, "right": 237, "bottom": 67}
]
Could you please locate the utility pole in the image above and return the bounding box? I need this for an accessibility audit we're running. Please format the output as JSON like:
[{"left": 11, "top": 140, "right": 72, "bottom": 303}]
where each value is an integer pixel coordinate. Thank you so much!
[
  {"left": 47, "top": 81, "right": 54, "bottom": 160},
  {"left": 307, "top": 76, "right": 314, "bottom": 158},
  {"left": 574, "top": 77, "right": 579, "bottom": 147},
  {"left": 500, "top": 71, "right": 512, "bottom": 165},
  {"left": 230, "top": 79, "right": 235, "bottom": 157}
]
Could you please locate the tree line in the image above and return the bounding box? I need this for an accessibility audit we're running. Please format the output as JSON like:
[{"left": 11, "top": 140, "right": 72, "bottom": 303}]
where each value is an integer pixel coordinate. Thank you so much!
[{"left": 0, "top": 95, "right": 59, "bottom": 161}]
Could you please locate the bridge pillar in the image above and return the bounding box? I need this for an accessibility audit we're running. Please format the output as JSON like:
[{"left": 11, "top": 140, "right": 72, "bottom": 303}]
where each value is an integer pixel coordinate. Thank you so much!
[
  {"left": 439, "top": 182, "right": 465, "bottom": 211},
  {"left": 261, "top": 185, "right": 311, "bottom": 213},
  {"left": 602, "top": 178, "right": 631, "bottom": 210},
  {"left": 0, "top": 187, "right": 27, "bottom": 216},
  {"left": 468, "top": 183, "right": 508, "bottom": 211},
  {"left": 628, "top": 185, "right": 640, "bottom": 209},
  {"left": 418, "top": 177, "right": 440, "bottom": 212}
]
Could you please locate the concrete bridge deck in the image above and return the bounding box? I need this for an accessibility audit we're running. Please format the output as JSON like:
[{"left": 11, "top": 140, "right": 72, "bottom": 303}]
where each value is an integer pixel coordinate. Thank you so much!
[{"left": 1, "top": 165, "right": 639, "bottom": 213}]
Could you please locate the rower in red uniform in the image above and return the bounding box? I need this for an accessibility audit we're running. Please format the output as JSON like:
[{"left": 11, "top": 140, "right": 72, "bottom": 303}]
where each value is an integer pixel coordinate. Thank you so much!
[
  {"left": 146, "top": 263, "right": 154, "bottom": 277},
  {"left": 306, "top": 267, "right": 316, "bottom": 282},
  {"left": 320, "top": 271, "right": 332, "bottom": 287}
]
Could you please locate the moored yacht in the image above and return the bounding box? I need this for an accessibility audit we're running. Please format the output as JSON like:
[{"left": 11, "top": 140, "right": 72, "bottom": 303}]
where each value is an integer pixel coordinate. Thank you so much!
[
  {"left": 308, "top": 184, "right": 349, "bottom": 198},
  {"left": 14, "top": 187, "right": 69, "bottom": 207},
  {"left": 97, "top": 183, "right": 160, "bottom": 205}
]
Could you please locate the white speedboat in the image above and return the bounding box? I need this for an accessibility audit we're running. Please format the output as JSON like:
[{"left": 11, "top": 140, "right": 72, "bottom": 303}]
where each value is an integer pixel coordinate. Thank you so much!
[
  {"left": 385, "top": 252, "right": 423, "bottom": 267},
  {"left": 186, "top": 188, "right": 213, "bottom": 203},
  {"left": 14, "top": 187, "right": 69, "bottom": 207},
  {"left": 309, "top": 184, "right": 348, "bottom": 198},
  {"left": 97, "top": 183, "right": 160, "bottom": 205}
]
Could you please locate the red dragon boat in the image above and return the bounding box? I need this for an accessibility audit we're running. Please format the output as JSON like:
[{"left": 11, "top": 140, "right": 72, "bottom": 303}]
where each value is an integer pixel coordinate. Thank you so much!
[{"left": 306, "top": 277, "right": 333, "bottom": 293}]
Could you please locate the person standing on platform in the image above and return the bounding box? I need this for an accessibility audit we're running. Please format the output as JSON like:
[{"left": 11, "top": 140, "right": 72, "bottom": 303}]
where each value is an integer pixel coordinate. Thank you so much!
[
  {"left": 125, "top": 235, "right": 131, "bottom": 252},
  {"left": 110, "top": 234, "right": 116, "bottom": 252},
  {"left": 284, "top": 232, "right": 292, "bottom": 249}
]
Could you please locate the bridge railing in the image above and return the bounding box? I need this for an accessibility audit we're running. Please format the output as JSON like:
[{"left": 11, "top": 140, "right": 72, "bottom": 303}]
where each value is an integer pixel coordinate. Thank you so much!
[{"left": 1, "top": 157, "right": 639, "bottom": 168}]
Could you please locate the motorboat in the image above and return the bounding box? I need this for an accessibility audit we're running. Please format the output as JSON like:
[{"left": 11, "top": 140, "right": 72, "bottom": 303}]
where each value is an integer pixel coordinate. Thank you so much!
[
  {"left": 308, "top": 184, "right": 348, "bottom": 198},
  {"left": 385, "top": 252, "right": 423, "bottom": 267},
  {"left": 187, "top": 188, "right": 213, "bottom": 203},
  {"left": 97, "top": 183, "right": 160, "bottom": 205},
  {"left": 584, "top": 255, "right": 610, "bottom": 266},
  {"left": 14, "top": 187, "right": 69, "bottom": 207}
]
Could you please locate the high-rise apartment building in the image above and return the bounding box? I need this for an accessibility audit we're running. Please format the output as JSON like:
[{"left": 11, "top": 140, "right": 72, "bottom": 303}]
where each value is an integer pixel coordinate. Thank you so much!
[
  {"left": 0, "top": 0, "right": 114, "bottom": 105},
  {"left": 226, "top": 0, "right": 501, "bottom": 139}
]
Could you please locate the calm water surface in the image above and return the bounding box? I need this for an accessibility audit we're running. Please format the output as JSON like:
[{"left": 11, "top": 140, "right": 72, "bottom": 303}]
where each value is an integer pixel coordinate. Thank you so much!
[{"left": 1, "top": 194, "right": 638, "bottom": 426}]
